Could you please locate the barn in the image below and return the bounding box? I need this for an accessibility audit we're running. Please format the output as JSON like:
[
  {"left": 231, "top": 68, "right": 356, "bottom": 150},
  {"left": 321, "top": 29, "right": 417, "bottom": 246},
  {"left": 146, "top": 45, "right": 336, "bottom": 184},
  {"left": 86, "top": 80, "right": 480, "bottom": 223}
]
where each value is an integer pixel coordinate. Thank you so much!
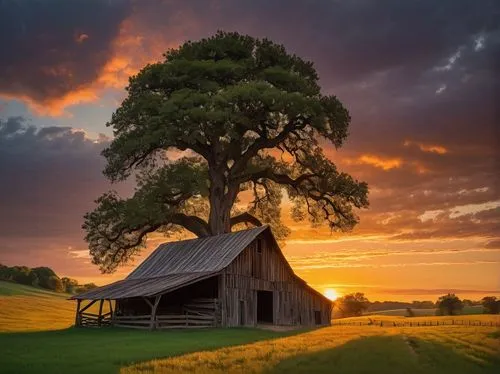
[{"left": 72, "top": 225, "right": 332, "bottom": 329}]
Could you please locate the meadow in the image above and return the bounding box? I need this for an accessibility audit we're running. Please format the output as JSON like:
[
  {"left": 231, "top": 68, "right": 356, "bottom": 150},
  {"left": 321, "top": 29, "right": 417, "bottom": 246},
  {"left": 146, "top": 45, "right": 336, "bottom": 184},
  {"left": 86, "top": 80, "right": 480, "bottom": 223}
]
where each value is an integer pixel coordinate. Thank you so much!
[{"left": 1, "top": 281, "right": 499, "bottom": 374}]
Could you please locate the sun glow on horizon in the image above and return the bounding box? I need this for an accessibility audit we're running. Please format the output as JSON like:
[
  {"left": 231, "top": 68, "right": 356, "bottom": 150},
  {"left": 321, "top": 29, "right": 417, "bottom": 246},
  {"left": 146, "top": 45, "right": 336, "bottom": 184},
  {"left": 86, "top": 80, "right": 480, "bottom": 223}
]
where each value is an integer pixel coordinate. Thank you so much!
[{"left": 324, "top": 288, "right": 340, "bottom": 301}]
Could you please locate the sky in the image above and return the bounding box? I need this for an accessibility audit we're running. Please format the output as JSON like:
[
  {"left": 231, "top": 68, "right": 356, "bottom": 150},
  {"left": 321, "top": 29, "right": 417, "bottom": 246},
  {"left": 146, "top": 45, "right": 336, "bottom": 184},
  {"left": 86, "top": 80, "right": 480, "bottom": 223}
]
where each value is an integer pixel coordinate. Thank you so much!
[{"left": 0, "top": 0, "right": 499, "bottom": 302}]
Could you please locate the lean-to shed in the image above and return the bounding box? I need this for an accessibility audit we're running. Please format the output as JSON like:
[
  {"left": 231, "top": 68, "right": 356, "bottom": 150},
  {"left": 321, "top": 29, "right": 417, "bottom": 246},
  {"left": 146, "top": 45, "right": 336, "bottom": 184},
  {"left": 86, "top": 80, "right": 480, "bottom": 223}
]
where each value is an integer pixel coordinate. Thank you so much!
[{"left": 72, "top": 226, "right": 332, "bottom": 329}]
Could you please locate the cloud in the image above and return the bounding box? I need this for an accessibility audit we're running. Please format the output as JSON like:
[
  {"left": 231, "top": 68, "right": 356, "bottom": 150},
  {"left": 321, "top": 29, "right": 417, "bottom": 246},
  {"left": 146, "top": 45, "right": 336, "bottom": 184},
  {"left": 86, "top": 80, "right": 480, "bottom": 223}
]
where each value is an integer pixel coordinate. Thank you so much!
[
  {"left": 0, "top": 117, "right": 136, "bottom": 279},
  {"left": 0, "top": 0, "right": 131, "bottom": 114},
  {"left": 344, "top": 154, "right": 403, "bottom": 170}
]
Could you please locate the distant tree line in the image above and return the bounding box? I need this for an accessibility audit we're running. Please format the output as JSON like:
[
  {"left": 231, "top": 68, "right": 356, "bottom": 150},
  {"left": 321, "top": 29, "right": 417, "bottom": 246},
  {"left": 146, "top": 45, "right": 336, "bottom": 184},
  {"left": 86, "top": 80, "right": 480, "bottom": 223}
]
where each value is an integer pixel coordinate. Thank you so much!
[
  {"left": 0, "top": 264, "right": 97, "bottom": 294},
  {"left": 334, "top": 292, "right": 500, "bottom": 318},
  {"left": 367, "top": 300, "right": 436, "bottom": 312}
]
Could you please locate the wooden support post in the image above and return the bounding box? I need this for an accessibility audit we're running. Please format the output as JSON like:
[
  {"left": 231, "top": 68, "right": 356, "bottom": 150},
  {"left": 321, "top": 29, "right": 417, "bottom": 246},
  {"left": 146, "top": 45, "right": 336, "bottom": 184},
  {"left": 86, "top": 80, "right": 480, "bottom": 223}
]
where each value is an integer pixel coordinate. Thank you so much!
[
  {"left": 142, "top": 297, "right": 153, "bottom": 309},
  {"left": 218, "top": 271, "right": 226, "bottom": 327},
  {"left": 75, "top": 299, "right": 81, "bottom": 327},
  {"left": 150, "top": 295, "right": 162, "bottom": 330},
  {"left": 98, "top": 299, "right": 104, "bottom": 327},
  {"left": 80, "top": 299, "right": 98, "bottom": 313},
  {"left": 108, "top": 299, "right": 113, "bottom": 319}
]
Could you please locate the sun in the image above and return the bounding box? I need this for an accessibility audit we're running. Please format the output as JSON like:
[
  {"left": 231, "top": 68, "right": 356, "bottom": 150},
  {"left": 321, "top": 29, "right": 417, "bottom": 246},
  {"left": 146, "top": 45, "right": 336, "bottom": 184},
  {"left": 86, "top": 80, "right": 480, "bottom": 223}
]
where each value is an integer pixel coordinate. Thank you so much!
[{"left": 324, "top": 288, "right": 340, "bottom": 301}]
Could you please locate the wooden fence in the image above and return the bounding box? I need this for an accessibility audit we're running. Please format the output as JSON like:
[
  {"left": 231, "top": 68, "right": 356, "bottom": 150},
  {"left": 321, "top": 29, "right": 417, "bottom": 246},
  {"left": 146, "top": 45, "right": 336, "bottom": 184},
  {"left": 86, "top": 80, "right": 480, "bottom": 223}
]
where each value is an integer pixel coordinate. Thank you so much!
[
  {"left": 332, "top": 319, "right": 500, "bottom": 327},
  {"left": 113, "top": 313, "right": 215, "bottom": 329},
  {"left": 79, "top": 312, "right": 112, "bottom": 327}
]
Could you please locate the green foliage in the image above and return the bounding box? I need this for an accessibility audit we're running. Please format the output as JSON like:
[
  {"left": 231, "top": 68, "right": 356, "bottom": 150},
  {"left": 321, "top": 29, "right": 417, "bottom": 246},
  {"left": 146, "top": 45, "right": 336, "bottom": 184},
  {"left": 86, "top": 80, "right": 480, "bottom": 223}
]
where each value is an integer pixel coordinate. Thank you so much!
[
  {"left": 334, "top": 293, "right": 370, "bottom": 317},
  {"left": 436, "top": 294, "right": 464, "bottom": 316},
  {"left": 84, "top": 31, "right": 369, "bottom": 273},
  {"left": 0, "top": 265, "right": 91, "bottom": 294},
  {"left": 482, "top": 296, "right": 500, "bottom": 314}
]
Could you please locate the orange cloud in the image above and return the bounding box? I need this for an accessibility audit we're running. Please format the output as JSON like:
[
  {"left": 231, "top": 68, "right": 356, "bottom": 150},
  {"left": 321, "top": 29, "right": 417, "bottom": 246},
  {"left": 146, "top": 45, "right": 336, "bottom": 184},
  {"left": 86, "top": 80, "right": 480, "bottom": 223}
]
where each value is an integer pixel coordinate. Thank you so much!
[
  {"left": 404, "top": 140, "right": 448, "bottom": 154},
  {"left": 344, "top": 154, "right": 403, "bottom": 170},
  {"left": 1, "top": 89, "right": 99, "bottom": 117}
]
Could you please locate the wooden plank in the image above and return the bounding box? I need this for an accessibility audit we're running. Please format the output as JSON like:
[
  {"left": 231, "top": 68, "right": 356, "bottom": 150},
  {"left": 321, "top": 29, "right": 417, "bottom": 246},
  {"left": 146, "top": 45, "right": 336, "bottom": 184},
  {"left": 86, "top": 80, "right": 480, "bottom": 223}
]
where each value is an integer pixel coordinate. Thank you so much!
[
  {"left": 182, "top": 308, "right": 214, "bottom": 316},
  {"left": 74, "top": 299, "right": 81, "bottom": 327},
  {"left": 156, "top": 314, "right": 214, "bottom": 321},
  {"left": 108, "top": 299, "right": 114, "bottom": 318},
  {"left": 111, "top": 320, "right": 151, "bottom": 326},
  {"left": 142, "top": 297, "right": 153, "bottom": 309},
  {"left": 113, "top": 314, "right": 151, "bottom": 320},
  {"left": 151, "top": 295, "right": 162, "bottom": 330},
  {"left": 80, "top": 300, "right": 97, "bottom": 313},
  {"left": 183, "top": 304, "right": 216, "bottom": 310},
  {"left": 81, "top": 312, "right": 100, "bottom": 318},
  {"left": 98, "top": 299, "right": 104, "bottom": 327}
]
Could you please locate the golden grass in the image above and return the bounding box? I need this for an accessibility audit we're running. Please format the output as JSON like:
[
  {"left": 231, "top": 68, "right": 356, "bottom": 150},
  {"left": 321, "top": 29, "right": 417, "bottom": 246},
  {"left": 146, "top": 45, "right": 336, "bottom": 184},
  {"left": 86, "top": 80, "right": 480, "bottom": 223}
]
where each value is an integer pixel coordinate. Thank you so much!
[
  {"left": 122, "top": 315, "right": 500, "bottom": 374},
  {"left": 0, "top": 281, "right": 105, "bottom": 332}
]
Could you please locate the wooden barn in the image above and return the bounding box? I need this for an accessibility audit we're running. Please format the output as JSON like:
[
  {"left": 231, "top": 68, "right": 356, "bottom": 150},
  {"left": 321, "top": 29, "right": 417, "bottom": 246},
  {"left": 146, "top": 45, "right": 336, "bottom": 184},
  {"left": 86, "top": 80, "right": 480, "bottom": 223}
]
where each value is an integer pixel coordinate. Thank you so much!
[{"left": 72, "top": 226, "right": 332, "bottom": 329}]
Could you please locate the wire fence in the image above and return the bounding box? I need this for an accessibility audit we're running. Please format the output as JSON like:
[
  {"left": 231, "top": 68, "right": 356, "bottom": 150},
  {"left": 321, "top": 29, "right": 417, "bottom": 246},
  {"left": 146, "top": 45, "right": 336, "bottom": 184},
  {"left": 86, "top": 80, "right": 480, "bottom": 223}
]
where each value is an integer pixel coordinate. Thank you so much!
[{"left": 332, "top": 319, "right": 500, "bottom": 328}]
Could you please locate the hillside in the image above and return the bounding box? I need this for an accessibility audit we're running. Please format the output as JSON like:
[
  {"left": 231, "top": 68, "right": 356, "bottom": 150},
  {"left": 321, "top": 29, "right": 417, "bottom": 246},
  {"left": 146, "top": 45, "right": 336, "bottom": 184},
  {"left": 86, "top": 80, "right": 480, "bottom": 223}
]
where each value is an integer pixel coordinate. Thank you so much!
[{"left": 0, "top": 281, "right": 75, "bottom": 332}]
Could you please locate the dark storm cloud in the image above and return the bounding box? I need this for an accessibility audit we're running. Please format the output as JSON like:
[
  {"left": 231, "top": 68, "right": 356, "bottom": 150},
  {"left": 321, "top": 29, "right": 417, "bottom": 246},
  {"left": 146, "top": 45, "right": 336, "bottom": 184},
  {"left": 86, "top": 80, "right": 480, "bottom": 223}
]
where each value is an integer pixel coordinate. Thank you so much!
[
  {"left": 0, "top": 0, "right": 131, "bottom": 103},
  {"left": 0, "top": 116, "right": 111, "bottom": 240}
]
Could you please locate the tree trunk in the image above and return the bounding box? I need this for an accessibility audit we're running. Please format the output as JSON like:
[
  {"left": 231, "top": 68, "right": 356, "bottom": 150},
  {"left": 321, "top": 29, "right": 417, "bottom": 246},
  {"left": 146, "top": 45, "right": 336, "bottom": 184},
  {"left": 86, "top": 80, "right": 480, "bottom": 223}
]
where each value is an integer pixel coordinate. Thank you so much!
[{"left": 208, "top": 170, "right": 232, "bottom": 235}]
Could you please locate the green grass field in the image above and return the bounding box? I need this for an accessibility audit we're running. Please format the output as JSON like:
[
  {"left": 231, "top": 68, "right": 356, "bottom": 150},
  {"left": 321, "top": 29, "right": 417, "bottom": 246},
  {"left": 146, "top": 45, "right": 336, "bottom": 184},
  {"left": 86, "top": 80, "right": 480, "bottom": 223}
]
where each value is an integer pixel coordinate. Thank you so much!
[{"left": 1, "top": 281, "right": 499, "bottom": 374}]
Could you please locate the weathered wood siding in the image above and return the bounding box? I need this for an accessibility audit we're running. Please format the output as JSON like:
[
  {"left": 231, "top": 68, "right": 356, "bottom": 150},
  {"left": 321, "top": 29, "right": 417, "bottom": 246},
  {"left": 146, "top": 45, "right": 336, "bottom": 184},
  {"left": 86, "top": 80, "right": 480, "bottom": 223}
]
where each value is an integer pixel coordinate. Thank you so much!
[{"left": 222, "top": 231, "right": 332, "bottom": 327}]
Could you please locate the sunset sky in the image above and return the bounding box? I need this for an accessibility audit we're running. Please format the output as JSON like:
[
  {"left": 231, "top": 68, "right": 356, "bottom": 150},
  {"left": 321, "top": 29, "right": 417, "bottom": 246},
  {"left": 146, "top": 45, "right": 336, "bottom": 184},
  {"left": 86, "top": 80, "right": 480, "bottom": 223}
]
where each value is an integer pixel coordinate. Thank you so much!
[{"left": 0, "top": 0, "right": 499, "bottom": 302}]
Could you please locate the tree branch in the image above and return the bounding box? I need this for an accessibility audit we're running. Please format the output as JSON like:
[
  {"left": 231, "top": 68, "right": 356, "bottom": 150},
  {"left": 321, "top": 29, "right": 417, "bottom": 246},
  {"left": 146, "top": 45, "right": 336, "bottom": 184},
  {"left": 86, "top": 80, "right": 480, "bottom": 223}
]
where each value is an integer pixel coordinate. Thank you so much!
[{"left": 230, "top": 212, "right": 263, "bottom": 227}]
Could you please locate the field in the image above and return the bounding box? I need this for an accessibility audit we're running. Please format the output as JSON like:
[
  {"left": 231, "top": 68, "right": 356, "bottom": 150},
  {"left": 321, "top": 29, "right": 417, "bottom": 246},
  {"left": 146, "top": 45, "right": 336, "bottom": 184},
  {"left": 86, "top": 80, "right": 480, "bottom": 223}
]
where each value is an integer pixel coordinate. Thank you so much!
[
  {"left": 364, "top": 305, "right": 485, "bottom": 317},
  {"left": 1, "top": 281, "right": 499, "bottom": 374}
]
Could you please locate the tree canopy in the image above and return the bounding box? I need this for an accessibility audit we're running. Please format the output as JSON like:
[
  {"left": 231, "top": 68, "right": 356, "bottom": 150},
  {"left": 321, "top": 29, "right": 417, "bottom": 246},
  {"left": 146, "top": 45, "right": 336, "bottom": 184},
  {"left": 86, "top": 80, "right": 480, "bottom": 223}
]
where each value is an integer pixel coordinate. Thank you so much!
[
  {"left": 83, "top": 31, "right": 369, "bottom": 273},
  {"left": 436, "top": 294, "right": 463, "bottom": 316},
  {"left": 334, "top": 293, "right": 370, "bottom": 317}
]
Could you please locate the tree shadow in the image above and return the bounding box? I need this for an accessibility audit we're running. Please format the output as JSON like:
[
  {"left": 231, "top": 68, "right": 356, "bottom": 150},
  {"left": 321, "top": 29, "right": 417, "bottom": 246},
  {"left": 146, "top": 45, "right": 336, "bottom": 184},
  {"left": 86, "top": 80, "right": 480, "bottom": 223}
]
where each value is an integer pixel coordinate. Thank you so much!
[
  {"left": 0, "top": 326, "right": 312, "bottom": 374},
  {"left": 268, "top": 335, "right": 500, "bottom": 374}
]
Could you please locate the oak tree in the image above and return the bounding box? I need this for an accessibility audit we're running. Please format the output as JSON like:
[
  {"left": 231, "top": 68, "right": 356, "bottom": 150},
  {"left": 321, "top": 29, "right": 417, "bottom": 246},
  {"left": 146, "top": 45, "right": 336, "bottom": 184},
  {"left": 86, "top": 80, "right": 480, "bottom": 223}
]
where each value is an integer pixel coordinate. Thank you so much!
[{"left": 83, "top": 32, "right": 369, "bottom": 273}]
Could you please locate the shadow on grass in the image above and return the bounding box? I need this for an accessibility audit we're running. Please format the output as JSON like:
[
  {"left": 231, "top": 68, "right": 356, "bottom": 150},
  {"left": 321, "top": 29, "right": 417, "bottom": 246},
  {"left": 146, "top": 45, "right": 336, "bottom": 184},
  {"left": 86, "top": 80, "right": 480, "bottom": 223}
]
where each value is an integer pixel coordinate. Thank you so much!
[
  {"left": 0, "top": 326, "right": 310, "bottom": 374},
  {"left": 269, "top": 335, "right": 500, "bottom": 374}
]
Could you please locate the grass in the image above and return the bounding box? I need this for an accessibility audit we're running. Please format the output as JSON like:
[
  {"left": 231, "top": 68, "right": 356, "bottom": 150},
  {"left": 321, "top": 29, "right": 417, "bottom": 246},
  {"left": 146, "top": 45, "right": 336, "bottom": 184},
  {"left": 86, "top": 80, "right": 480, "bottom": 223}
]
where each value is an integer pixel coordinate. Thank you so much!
[
  {"left": 1, "top": 281, "right": 499, "bottom": 374},
  {"left": 122, "top": 322, "right": 500, "bottom": 374}
]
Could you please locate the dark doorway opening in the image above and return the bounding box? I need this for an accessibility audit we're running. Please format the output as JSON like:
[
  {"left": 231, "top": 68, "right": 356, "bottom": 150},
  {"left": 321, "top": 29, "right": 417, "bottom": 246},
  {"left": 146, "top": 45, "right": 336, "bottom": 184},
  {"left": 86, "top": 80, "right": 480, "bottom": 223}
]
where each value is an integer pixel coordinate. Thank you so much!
[
  {"left": 314, "top": 310, "right": 322, "bottom": 325},
  {"left": 257, "top": 290, "right": 273, "bottom": 323}
]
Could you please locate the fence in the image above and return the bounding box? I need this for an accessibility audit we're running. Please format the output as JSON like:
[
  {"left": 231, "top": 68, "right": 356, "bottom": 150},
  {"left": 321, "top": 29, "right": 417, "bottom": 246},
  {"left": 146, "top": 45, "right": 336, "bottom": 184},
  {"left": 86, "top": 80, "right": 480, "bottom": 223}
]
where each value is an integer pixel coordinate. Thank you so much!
[
  {"left": 332, "top": 319, "right": 500, "bottom": 327},
  {"left": 112, "top": 313, "right": 216, "bottom": 329},
  {"left": 79, "top": 311, "right": 112, "bottom": 327}
]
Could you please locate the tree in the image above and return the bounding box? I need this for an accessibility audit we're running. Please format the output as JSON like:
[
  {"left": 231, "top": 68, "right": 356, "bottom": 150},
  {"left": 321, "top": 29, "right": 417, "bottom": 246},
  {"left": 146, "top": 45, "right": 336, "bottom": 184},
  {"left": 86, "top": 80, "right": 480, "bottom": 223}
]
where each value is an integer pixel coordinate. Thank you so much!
[
  {"left": 436, "top": 294, "right": 463, "bottom": 315},
  {"left": 334, "top": 293, "right": 370, "bottom": 317},
  {"left": 47, "top": 276, "right": 65, "bottom": 293},
  {"left": 481, "top": 296, "right": 500, "bottom": 314},
  {"left": 31, "top": 267, "right": 58, "bottom": 289},
  {"left": 83, "top": 31, "right": 369, "bottom": 273},
  {"left": 61, "top": 277, "right": 79, "bottom": 294}
]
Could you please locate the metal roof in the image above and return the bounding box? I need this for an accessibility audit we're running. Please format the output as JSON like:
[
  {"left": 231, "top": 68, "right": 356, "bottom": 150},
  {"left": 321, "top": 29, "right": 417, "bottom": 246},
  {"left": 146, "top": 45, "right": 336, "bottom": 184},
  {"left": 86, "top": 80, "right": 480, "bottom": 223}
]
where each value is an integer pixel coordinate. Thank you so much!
[
  {"left": 126, "top": 225, "right": 268, "bottom": 279},
  {"left": 72, "top": 225, "right": 268, "bottom": 300},
  {"left": 72, "top": 272, "right": 216, "bottom": 300}
]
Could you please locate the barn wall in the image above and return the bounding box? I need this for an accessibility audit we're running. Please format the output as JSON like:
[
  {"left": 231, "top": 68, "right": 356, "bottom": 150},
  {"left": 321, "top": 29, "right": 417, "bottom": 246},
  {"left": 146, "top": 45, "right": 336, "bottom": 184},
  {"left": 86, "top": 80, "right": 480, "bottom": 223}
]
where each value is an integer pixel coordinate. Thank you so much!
[{"left": 223, "top": 232, "right": 332, "bottom": 327}]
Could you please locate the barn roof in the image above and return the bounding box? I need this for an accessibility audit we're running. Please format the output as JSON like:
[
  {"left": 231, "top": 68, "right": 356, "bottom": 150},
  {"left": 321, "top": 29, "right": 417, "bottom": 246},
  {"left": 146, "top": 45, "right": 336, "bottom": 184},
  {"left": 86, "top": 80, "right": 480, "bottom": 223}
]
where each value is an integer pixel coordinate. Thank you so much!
[
  {"left": 72, "top": 225, "right": 268, "bottom": 300},
  {"left": 127, "top": 225, "right": 268, "bottom": 279}
]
